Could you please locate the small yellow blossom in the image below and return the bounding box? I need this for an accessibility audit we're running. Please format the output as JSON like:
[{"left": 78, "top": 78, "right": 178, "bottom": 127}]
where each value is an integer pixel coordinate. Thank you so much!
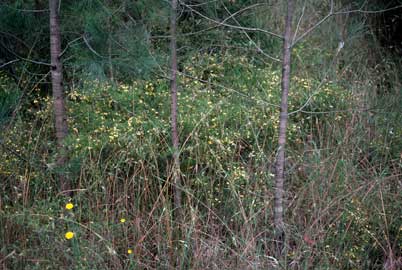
[
  {"left": 65, "top": 203, "right": 74, "bottom": 210},
  {"left": 127, "top": 249, "right": 133, "bottom": 254},
  {"left": 65, "top": 231, "right": 74, "bottom": 240},
  {"left": 120, "top": 218, "right": 126, "bottom": 223}
]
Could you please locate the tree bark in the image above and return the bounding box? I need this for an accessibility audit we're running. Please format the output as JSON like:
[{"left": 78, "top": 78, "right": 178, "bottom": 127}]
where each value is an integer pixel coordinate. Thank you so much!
[
  {"left": 170, "top": 0, "right": 181, "bottom": 217},
  {"left": 49, "top": 0, "right": 69, "bottom": 193},
  {"left": 274, "top": 0, "right": 294, "bottom": 254}
]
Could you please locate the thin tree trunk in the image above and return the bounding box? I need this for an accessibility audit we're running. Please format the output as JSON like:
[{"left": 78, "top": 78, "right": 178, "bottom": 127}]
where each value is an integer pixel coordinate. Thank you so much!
[
  {"left": 49, "top": 0, "right": 69, "bottom": 193},
  {"left": 170, "top": 0, "right": 181, "bottom": 217},
  {"left": 108, "top": 37, "right": 114, "bottom": 82},
  {"left": 108, "top": 19, "right": 114, "bottom": 83},
  {"left": 170, "top": 0, "right": 182, "bottom": 267},
  {"left": 274, "top": 0, "right": 294, "bottom": 254}
]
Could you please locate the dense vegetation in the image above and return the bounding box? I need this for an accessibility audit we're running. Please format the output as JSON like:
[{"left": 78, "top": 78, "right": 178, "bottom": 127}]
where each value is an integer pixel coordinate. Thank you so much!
[{"left": 0, "top": 0, "right": 401, "bottom": 269}]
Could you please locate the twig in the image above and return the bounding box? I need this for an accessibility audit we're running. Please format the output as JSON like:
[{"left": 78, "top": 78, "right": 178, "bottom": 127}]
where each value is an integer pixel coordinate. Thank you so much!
[
  {"left": 0, "top": 4, "right": 49, "bottom": 13},
  {"left": 83, "top": 35, "right": 107, "bottom": 58},
  {"left": 180, "top": 1, "right": 283, "bottom": 39},
  {"left": 293, "top": 2, "right": 402, "bottom": 46},
  {"left": 0, "top": 250, "right": 16, "bottom": 264},
  {"left": 0, "top": 59, "right": 20, "bottom": 69},
  {"left": 292, "top": 0, "right": 334, "bottom": 46},
  {"left": 222, "top": 4, "right": 281, "bottom": 62}
]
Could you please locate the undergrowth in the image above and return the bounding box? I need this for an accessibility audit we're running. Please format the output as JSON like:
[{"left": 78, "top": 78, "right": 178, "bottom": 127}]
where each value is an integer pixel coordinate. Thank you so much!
[{"left": 0, "top": 44, "right": 401, "bottom": 269}]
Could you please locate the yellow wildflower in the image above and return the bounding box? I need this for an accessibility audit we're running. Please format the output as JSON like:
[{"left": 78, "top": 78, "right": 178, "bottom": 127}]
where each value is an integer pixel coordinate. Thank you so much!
[
  {"left": 127, "top": 249, "right": 133, "bottom": 254},
  {"left": 65, "top": 231, "right": 74, "bottom": 240},
  {"left": 65, "top": 203, "right": 74, "bottom": 210},
  {"left": 120, "top": 218, "right": 126, "bottom": 223}
]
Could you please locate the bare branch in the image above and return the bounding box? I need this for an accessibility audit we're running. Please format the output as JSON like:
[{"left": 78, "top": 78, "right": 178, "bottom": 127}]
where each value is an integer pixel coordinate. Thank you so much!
[
  {"left": 293, "top": 1, "right": 402, "bottom": 46},
  {"left": 292, "top": 1, "right": 306, "bottom": 44},
  {"left": 222, "top": 4, "right": 281, "bottom": 62},
  {"left": 185, "top": 0, "right": 218, "bottom": 8},
  {"left": 0, "top": 59, "right": 20, "bottom": 69},
  {"left": 292, "top": 0, "right": 334, "bottom": 46},
  {"left": 60, "top": 36, "right": 83, "bottom": 57},
  {"left": 180, "top": 1, "right": 283, "bottom": 39},
  {"left": 0, "top": 4, "right": 49, "bottom": 13},
  {"left": 334, "top": 4, "right": 402, "bottom": 14},
  {"left": 83, "top": 34, "right": 107, "bottom": 58}
]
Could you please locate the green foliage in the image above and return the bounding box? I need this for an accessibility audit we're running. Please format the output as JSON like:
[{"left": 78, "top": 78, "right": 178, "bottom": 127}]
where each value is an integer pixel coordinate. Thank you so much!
[
  {"left": 62, "top": 0, "right": 163, "bottom": 80},
  {"left": 0, "top": 73, "right": 20, "bottom": 125}
]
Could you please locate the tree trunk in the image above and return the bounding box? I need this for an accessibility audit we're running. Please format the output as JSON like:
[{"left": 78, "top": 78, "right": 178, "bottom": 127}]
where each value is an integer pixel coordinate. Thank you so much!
[
  {"left": 170, "top": 0, "right": 182, "bottom": 267},
  {"left": 170, "top": 0, "right": 181, "bottom": 218},
  {"left": 274, "top": 0, "right": 294, "bottom": 254},
  {"left": 108, "top": 17, "right": 114, "bottom": 83},
  {"left": 49, "top": 0, "right": 69, "bottom": 193}
]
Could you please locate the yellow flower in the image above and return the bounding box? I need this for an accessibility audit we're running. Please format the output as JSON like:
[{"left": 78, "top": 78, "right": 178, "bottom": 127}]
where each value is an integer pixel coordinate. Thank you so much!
[
  {"left": 120, "top": 218, "right": 126, "bottom": 223},
  {"left": 127, "top": 249, "right": 133, "bottom": 254},
  {"left": 65, "top": 231, "right": 74, "bottom": 240},
  {"left": 65, "top": 203, "right": 74, "bottom": 210}
]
